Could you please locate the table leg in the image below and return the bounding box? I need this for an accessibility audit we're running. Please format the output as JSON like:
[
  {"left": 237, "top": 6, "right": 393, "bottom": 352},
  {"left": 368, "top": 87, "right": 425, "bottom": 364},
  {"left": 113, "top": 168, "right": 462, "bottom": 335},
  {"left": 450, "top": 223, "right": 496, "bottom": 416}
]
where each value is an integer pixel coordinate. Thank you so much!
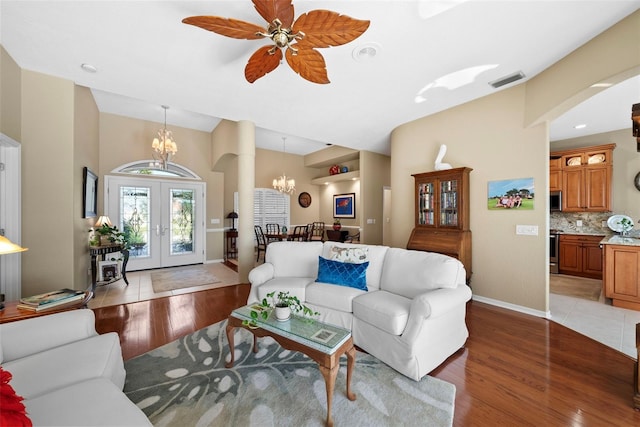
[
  {"left": 225, "top": 323, "right": 236, "bottom": 368},
  {"left": 319, "top": 364, "right": 339, "bottom": 427},
  {"left": 90, "top": 253, "right": 98, "bottom": 296},
  {"left": 121, "top": 249, "right": 129, "bottom": 285},
  {"left": 346, "top": 346, "right": 356, "bottom": 401}
]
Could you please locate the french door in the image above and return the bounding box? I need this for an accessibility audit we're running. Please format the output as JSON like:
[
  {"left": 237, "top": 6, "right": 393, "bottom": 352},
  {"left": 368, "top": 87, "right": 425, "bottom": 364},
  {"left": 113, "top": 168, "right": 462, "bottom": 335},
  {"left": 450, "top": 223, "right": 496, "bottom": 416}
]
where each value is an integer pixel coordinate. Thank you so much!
[{"left": 105, "top": 176, "right": 205, "bottom": 271}]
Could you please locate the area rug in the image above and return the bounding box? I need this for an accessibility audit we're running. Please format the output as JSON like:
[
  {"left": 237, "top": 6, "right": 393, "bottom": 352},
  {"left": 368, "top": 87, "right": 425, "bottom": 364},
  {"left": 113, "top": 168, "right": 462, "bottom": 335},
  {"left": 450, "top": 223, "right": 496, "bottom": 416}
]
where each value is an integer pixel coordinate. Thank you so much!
[
  {"left": 124, "top": 320, "right": 456, "bottom": 427},
  {"left": 151, "top": 265, "right": 220, "bottom": 293},
  {"left": 550, "top": 275, "right": 602, "bottom": 301}
]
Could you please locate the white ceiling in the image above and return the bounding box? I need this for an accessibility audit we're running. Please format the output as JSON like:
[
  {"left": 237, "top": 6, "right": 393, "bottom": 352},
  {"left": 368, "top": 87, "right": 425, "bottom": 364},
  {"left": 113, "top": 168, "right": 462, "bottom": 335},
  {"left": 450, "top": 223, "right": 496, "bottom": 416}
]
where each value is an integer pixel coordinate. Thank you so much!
[{"left": 1, "top": 1, "right": 638, "bottom": 156}]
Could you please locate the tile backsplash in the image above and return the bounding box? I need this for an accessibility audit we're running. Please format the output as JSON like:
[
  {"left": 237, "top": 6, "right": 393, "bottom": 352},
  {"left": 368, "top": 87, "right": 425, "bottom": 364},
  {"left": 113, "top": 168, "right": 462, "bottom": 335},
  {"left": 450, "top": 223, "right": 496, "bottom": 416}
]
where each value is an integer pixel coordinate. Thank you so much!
[{"left": 550, "top": 212, "right": 638, "bottom": 235}]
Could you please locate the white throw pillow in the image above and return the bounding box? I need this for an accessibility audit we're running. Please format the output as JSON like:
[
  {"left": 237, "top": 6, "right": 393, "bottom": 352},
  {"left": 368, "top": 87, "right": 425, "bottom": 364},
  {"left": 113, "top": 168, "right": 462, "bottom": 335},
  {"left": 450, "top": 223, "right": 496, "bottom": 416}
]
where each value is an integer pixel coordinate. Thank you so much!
[{"left": 329, "top": 246, "right": 369, "bottom": 264}]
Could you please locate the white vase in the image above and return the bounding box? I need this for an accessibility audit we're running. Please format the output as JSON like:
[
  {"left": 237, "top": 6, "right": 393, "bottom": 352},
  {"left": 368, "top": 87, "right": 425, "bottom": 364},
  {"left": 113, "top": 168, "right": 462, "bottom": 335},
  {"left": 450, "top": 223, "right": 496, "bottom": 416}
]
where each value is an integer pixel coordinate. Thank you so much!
[{"left": 275, "top": 305, "right": 291, "bottom": 321}]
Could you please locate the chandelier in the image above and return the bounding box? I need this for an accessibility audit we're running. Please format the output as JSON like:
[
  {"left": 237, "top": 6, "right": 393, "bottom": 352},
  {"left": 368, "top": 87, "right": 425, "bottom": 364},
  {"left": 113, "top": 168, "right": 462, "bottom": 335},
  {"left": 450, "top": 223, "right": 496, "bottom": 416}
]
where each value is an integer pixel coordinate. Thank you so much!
[
  {"left": 272, "top": 137, "right": 295, "bottom": 194},
  {"left": 151, "top": 105, "right": 177, "bottom": 170}
]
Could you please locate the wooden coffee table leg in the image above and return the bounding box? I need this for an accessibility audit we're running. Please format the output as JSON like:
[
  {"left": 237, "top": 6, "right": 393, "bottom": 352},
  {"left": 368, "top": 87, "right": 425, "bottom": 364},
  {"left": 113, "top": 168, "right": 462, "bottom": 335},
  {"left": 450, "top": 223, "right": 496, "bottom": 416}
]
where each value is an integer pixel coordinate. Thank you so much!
[
  {"left": 319, "top": 364, "right": 339, "bottom": 427},
  {"left": 225, "top": 322, "right": 236, "bottom": 368},
  {"left": 346, "top": 345, "right": 356, "bottom": 401}
]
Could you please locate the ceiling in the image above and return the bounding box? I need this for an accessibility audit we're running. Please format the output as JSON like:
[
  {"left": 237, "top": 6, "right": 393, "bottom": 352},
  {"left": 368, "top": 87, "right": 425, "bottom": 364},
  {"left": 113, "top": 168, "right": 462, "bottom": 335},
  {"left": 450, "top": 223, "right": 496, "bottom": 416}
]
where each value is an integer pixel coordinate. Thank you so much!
[{"left": 1, "top": 1, "right": 638, "bottom": 156}]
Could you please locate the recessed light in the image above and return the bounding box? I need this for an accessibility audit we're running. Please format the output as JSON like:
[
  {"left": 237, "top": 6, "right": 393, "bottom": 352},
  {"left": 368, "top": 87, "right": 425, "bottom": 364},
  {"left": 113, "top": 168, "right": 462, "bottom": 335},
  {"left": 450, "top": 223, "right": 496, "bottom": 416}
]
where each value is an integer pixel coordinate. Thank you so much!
[
  {"left": 80, "top": 63, "right": 97, "bottom": 73},
  {"left": 574, "top": 124, "right": 587, "bottom": 129},
  {"left": 352, "top": 43, "right": 381, "bottom": 62}
]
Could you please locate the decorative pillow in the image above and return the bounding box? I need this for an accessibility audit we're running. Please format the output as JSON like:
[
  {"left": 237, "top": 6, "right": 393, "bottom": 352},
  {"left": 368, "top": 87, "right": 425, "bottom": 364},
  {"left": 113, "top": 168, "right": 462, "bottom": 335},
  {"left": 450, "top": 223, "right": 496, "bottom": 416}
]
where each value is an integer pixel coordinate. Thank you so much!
[
  {"left": 0, "top": 367, "right": 32, "bottom": 427},
  {"left": 329, "top": 246, "right": 369, "bottom": 264},
  {"left": 316, "top": 256, "right": 369, "bottom": 291}
]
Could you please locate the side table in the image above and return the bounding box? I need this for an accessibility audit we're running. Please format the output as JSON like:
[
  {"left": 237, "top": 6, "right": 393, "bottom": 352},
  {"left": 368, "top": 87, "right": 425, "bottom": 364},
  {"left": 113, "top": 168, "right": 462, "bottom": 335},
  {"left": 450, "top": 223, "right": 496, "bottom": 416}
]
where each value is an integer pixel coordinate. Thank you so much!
[
  {"left": 225, "top": 230, "right": 238, "bottom": 260},
  {"left": 0, "top": 291, "right": 92, "bottom": 324},
  {"left": 90, "top": 244, "right": 129, "bottom": 295}
]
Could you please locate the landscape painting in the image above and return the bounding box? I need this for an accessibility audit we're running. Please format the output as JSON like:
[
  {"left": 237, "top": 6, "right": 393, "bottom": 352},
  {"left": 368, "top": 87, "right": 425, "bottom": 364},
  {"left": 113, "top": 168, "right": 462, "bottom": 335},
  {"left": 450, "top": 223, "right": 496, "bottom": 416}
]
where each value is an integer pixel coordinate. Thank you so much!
[{"left": 487, "top": 178, "right": 535, "bottom": 210}]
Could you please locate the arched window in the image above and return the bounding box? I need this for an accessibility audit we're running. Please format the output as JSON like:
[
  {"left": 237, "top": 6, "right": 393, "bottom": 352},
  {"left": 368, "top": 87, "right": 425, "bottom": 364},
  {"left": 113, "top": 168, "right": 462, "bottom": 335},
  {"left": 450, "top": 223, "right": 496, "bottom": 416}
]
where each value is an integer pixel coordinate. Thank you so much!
[{"left": 112, "top": 161, "right": 201, "bottom": 180}]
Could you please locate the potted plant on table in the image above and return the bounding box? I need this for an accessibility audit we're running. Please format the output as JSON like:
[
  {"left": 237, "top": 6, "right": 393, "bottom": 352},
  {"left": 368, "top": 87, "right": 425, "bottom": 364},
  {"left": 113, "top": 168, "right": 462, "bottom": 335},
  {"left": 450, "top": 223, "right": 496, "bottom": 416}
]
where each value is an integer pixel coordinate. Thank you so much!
[
  {"left": 243, "top": 291, "right": 319, "bottom": 327},
  {"left": 333, "top": 218, "right": 341, "bottom": 231}
]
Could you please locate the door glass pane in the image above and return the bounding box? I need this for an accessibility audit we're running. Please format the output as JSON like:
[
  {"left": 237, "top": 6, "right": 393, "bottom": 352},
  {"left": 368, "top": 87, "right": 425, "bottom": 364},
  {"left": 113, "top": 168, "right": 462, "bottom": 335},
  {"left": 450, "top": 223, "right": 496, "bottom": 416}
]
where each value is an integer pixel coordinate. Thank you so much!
[
  {"left": 440, "top": 179, "right": 458, "bottom": 226},
  {"left": 120, "top": 187, "right": 150, "bottom": 258},
  {"left": 170, "top": 189, "right": 194, "bottom": 255},
  {"left": 418, "top": 182, "right": 434, "bottom": 225}
]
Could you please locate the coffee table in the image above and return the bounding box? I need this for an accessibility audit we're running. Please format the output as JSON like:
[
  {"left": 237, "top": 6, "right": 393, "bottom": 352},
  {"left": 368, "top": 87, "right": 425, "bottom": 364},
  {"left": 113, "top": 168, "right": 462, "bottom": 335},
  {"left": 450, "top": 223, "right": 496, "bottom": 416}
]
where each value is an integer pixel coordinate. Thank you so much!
[{"left": 226, "top": 304, "right": 356, "bottom": 427}]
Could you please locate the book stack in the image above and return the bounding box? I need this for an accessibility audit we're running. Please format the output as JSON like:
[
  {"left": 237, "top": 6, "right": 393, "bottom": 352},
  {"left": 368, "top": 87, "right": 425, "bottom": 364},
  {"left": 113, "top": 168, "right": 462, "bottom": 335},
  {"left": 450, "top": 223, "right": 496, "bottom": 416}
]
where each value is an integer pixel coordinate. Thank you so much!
[{"left": 17, "top": 289, "right": 87, "bottom": 312}]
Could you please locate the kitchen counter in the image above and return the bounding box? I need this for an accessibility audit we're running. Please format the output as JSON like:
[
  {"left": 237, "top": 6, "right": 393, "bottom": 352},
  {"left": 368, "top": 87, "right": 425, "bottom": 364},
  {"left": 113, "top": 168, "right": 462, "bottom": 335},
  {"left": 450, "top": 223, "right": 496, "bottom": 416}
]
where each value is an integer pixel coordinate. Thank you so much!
[{"left": 601, "top": 235, "right": 640, "bottom": 246}]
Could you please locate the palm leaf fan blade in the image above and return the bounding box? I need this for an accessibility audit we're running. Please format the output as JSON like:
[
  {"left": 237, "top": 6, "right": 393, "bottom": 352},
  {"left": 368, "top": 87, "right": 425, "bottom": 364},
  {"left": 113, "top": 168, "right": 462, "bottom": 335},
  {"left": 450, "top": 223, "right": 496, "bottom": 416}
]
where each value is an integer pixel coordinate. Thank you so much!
[
  {"left": 245, "top": 45, "right": 283, "bottom": 83},
  {"left": 252, "top": 0, "right": 295, "bottom": 28},
  {"left": 293, "top": 10, "right": 370, "bottom": 48},
  {"left": 182, "top": 16, "right": 266, "bottom": 40},
  {"left": 285, "top": 46, "right": 329, "bottom": 84}
]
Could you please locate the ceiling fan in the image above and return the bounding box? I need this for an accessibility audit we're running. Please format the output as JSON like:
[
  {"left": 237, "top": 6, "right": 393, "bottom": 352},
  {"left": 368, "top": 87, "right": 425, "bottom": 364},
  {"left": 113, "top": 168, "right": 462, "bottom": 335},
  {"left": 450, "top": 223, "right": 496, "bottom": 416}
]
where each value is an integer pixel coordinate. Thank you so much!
[{"left": 182, "top": 0, "right": 370, "bottom": 84}]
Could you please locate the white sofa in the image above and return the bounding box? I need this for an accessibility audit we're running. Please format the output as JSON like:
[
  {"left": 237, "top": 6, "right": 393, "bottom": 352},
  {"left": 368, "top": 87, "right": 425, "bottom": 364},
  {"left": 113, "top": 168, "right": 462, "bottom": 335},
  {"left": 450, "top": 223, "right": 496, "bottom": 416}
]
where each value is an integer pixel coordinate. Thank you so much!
[
  {"left": 248, "top": 241, "right": 472, "bottom": 381},
  {"left": 0, "top": 309, "right": 151, "bottom": 426}
]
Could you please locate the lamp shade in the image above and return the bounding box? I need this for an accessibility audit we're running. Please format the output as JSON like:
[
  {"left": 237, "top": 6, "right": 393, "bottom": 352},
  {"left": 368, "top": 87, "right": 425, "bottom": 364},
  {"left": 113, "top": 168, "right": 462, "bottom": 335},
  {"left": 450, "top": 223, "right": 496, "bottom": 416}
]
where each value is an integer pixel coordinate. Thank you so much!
[
  {"left": 226, "top": 212, "right": 238, "bottom": 219},
  {"left": 95, "top": 215, "right": 113, "bottom": 227},
  {"left": 0, "top": 236, "right": 28, "bottom": 255}
]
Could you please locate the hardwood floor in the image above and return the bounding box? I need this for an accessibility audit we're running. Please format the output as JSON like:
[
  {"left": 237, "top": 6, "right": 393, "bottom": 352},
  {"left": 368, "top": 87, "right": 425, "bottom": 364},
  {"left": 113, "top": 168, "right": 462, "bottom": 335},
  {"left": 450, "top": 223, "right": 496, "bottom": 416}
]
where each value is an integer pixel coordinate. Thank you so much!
[{"left": 93, "top": 286, "right": 640, "bottom": 426}]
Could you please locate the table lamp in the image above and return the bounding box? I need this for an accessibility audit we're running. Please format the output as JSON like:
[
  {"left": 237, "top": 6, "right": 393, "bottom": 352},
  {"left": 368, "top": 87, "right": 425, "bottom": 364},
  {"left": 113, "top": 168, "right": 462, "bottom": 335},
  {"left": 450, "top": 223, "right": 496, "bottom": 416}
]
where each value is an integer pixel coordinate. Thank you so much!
[
  {"left": 0, "top": 235, "right": 28, "bottom": 310},
  {"left": 226, "top": 212, "right": 238, "bottom": 231}
]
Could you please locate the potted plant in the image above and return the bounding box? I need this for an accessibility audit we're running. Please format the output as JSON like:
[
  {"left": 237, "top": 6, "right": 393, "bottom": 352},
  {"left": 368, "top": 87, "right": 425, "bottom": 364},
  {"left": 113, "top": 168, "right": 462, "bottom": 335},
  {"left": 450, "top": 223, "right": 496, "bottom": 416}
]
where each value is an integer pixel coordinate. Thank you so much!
[
  {"left": 333, "top": 218, "right": 341, "bottom": 231},
  {"left": 90, "top": 224, "right": 129, "bottom": 248},
  {"left": 618, "top": 217, "right": 634, "bottom": 236},
  {"left": 243, "top": 291, "right": 319, "bottom": 327}
]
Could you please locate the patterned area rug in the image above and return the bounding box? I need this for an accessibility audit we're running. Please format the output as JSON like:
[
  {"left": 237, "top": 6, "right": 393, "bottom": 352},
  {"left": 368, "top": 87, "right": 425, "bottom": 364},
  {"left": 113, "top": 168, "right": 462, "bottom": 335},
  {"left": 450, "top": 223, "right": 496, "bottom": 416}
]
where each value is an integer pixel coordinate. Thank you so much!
[
  {"left": 150, "top": 265, "right": 220, "bottom": 293},
  {"left": 124, "top": 320, "right": 456, "bottom": 426}
]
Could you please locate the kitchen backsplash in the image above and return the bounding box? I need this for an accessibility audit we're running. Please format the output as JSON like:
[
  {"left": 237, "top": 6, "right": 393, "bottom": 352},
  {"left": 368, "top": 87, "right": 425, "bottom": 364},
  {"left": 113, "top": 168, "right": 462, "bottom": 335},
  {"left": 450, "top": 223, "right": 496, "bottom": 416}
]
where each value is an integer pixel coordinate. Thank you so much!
[{"left": 550, "top": 212, "right": 638, "bottom": 235}]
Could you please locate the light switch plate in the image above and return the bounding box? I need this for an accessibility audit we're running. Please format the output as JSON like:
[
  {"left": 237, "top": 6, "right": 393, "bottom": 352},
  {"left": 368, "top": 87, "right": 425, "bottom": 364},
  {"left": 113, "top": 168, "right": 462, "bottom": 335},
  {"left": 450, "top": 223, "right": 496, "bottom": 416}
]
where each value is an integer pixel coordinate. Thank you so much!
[{"left": 516, "top": 225, "right": 538, "bottom": 236}]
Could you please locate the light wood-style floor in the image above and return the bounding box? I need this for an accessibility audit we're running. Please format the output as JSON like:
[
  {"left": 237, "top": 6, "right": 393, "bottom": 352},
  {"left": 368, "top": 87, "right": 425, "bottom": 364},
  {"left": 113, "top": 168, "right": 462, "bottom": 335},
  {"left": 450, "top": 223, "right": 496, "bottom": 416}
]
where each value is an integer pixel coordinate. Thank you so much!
[{"left": 93, "top": 285, "right": 640, "bottom": 426}]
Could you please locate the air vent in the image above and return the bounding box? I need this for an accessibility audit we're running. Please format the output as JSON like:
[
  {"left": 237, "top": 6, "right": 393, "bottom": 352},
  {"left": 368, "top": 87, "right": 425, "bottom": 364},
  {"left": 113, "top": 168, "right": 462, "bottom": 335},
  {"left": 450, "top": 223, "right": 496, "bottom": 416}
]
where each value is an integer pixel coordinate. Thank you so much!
[{"left": 489, "top": 71, "right": 525, "bottom": 89}]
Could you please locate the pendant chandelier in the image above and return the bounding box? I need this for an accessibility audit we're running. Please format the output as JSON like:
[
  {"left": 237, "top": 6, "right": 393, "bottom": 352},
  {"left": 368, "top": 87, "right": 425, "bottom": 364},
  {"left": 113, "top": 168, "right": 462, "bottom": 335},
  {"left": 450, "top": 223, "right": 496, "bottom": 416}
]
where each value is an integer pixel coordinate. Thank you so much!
[
  {"left": 151, "top": 105, "right": 178, "bottom": 170},
  {"left": 272, "top": 137, "right": 295, "bottom": 194}
]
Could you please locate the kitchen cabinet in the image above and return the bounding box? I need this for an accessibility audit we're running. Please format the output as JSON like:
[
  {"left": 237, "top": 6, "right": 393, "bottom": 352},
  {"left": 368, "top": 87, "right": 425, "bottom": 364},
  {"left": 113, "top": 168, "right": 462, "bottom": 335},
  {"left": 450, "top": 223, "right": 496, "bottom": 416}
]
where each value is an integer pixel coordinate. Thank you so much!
[
  {"left": 407, "top": 167, "right": 472, "bottom": 281},
  {"left": 549, "top": 157, "right": 562, "bottom": 192},
  {"left": 558, "top": 234, "right": 603, "bottom": 279},
  {"left": 603, "top": 239, "right": 640, "bottom": 311},
  {"left": 550, "top": 144, "right": 615, "bottom": 212}
]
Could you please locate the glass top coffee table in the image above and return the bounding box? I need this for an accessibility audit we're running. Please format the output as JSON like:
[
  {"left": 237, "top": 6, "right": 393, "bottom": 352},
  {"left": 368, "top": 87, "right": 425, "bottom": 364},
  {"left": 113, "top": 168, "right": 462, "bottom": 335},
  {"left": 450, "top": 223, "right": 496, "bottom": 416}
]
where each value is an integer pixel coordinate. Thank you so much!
[{"left": 227, "top": 304, "right": 356, "bottom": 427}]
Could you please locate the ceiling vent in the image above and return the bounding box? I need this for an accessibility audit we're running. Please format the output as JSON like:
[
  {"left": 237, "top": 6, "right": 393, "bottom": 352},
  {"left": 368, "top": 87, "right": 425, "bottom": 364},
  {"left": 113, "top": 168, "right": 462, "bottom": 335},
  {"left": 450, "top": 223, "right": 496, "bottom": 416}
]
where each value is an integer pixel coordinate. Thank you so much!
[{"left": 489, "top": 71, "right": 526, "bottom": 89}]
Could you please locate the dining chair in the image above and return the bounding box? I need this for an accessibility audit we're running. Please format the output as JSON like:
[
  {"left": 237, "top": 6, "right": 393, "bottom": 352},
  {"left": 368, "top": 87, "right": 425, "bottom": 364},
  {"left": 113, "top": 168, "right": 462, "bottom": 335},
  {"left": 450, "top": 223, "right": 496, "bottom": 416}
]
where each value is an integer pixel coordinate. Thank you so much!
[
  {"left": 265, "top": 223, "right": 281, "bottom": 243},
  {"left": 254, "top": 225, "right": 268, "bottom": 262},
  {"left": 309, "top": 222, "right": 325, "bottom": 242},
  {"left": 290, "top": 225, "right": 308, "bottom": 241}
]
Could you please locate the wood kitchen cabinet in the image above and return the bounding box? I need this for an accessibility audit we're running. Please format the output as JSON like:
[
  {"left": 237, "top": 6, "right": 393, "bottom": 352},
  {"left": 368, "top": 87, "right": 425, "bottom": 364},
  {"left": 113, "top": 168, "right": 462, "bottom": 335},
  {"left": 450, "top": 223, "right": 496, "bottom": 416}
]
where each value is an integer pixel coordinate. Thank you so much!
[
  {"left": 550, "top": 144, "right": 615, "bottom": 212},
  {"left": 604, "top": 243, "right": 640, "bottom": 311},
  {"left": 549, "top": 156, "right": 562, "bottom": 192},
  {"left": 558, "top": 234, "right": 604, "bottom": 279},
  {"left": 407, "top": 167, "right": 472, "bottom": 281}
]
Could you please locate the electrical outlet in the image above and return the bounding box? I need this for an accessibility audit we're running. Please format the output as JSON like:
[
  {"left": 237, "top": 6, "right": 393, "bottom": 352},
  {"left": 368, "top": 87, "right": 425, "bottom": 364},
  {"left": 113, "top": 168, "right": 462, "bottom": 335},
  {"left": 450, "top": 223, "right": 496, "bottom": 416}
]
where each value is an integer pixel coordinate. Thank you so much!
[
  {"left": 602, "top": 220, "right": 607, "bottom": 228},
  {"left": 516, "top": 225, "right": 538, "bottom": 236},
  {"left": 576, "top": 220, "right": 583, "bottom": 227}
]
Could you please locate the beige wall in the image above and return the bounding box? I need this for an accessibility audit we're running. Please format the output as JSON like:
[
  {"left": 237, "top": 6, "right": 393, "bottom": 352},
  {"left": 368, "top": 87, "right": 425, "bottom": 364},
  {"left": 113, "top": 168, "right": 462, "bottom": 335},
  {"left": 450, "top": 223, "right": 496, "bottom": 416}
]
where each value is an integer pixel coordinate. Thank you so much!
[
  {"left": 552, "top": 129, "right": 640, "bottom": 222},
  {"left": 1, "top": 46, "right": 22, "bottom": 140},
  {"left": 391, "top": 11, "right": 639, "bottom": 314},
  {"left": 360, "top": 151, "right": 391, "bottom": 244},
  {"left": 391, "top": 85, "right": 549, "bottom": 312}
]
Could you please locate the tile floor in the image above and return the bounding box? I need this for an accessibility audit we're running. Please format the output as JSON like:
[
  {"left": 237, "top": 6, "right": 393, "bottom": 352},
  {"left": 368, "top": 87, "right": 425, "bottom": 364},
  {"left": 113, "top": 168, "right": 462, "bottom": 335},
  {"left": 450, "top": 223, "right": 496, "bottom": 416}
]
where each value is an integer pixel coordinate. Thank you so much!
[
  {"left": 88, "top": 265, "right": 639, "bottom": 360},
  {"left": 549, "top": 274, "right": 640, "bottom": 359}
]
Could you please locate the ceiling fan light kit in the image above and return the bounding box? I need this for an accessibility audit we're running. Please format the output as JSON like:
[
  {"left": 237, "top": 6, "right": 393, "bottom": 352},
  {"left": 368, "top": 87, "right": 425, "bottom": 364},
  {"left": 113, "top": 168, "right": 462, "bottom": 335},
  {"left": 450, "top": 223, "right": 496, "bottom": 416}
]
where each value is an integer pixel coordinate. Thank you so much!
[{"left": 182, "top": 0, "right": 370, "bottom": 84}]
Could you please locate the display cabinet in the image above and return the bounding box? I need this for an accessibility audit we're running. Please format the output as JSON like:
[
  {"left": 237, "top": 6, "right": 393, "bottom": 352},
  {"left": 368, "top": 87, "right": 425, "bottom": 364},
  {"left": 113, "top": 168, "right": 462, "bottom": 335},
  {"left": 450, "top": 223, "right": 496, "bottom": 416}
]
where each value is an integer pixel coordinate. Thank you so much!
[{"left": 407, "top": 167, "right": 472, "bottom": 281}]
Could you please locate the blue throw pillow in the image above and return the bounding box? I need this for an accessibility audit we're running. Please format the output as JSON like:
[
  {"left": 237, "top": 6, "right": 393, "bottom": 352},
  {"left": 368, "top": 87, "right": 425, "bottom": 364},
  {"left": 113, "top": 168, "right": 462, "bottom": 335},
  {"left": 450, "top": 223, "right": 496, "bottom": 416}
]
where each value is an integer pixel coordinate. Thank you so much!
[{"left": 316, "top": 256, "right": 369, "bottom": 291}]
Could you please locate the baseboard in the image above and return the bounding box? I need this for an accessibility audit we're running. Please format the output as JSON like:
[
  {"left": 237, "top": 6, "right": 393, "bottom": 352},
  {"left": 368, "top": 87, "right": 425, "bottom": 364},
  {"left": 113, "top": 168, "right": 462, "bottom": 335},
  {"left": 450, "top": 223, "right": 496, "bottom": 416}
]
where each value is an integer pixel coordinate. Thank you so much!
[{"left": 472, "top": 295, "right": 550, "bottom": 319}]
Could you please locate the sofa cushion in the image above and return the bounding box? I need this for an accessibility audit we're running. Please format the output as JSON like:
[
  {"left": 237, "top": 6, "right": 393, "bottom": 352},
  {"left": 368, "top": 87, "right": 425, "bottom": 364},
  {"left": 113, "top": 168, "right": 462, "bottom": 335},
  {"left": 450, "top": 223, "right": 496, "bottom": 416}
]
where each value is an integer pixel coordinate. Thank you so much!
[
  {"left": 352, "top": 290, "right": 411, "bottom": 336},
  {"left": 322, "top": 242, "right": 389, "bottom": 291},
  {"left": 255, "top": 276, "right": 314, "bottom": 303},
  {"left": 25, "top": 378, "right": 152, "bottom": 426},
  {"left": 380, "top": 248, "right": 465, "bottom": 298},
  {"left": 3, "top": 332, "right": 126, "bottom": 400},
  {"left": 266, "top": 241, "right": 323, "bottom": 278},
  {"left": 316, "top": 256, "right": 369, "bottom": 291},
  {"left": 306, "top": 282, "right": 367, "bottom": 313}
]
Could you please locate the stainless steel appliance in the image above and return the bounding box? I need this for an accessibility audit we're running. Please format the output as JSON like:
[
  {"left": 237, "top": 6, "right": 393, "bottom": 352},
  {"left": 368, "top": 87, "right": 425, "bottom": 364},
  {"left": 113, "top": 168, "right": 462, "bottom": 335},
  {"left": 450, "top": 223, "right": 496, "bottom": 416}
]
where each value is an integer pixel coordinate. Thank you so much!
[
  {"left": 550, "top": 191, "right": 562, "bottom": 212},
  {"left": 549, "top": 230, "right": 560, "bottom": 274}
]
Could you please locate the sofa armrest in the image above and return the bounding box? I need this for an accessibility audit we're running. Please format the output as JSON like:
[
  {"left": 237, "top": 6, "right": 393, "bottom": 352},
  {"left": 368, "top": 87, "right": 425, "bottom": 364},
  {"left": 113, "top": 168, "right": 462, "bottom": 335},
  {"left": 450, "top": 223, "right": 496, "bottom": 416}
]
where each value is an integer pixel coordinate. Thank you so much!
[
  {"left": 401, "top": 285, "right": 472, "bottom": 343},
  {"left": 0, "top": 309, "right": 98, "bottom": 363},
  {"left": 247, "top": 263, "right": 275, "bottom": 304}
]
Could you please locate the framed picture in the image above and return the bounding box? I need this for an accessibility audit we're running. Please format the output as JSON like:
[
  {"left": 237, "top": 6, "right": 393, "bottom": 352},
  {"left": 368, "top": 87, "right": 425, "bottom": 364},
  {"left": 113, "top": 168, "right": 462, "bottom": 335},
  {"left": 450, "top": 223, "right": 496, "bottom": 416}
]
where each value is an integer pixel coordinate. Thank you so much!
[
  {"left": 487, "top": 178, "right": 535, "bottom": 210},
  {"left": 98, "top": 260, "right": 119, "bottom": 282},
  {"left": 83, "top": 167, "right": 98, "bottom": 218},
  {"left": 333, "top": 193, "right": 355, "bottom": 218}
]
